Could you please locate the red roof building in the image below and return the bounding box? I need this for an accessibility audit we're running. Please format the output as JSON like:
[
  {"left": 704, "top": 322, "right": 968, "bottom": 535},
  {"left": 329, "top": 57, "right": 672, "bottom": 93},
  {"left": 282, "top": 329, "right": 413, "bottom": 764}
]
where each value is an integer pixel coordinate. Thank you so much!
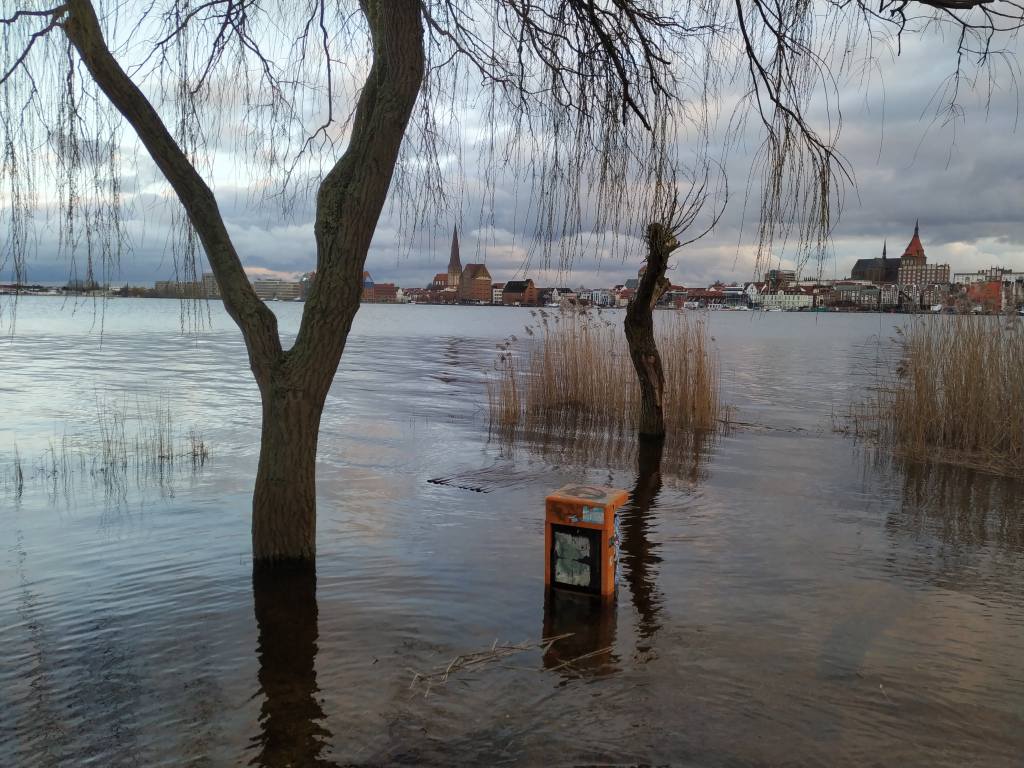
[{"left": 901, "top": 220, "right": 926, "bottom": 266}]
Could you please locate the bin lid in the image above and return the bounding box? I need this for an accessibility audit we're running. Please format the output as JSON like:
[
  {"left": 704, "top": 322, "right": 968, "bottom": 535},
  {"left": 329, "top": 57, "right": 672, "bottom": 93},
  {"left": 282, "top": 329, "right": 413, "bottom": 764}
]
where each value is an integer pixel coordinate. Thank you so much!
[{"left": 546, "top": 484, "right": 628, "bottom": 507}]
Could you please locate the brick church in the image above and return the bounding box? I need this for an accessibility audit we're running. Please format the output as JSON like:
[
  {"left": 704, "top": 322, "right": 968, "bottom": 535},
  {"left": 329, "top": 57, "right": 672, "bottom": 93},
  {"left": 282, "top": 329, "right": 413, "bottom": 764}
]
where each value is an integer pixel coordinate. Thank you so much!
[{"left": 429, "top": 227, "right": 492, "bottom": 304}]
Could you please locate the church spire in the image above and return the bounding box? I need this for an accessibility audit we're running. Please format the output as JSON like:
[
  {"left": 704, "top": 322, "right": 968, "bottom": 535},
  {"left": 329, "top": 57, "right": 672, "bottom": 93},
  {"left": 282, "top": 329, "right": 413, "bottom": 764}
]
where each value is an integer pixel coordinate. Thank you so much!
[
  {"left": 914, "top": 219, "right": 919, "bottom": 237},
  {"left": 882, "top": 239, "right": 887, "bottom": 260},
  {"left": 447, "top": 225, "right": 462, "bottom": 288},
  {"left": 448, "top": 226, "right": 461, "bottom": 272}
]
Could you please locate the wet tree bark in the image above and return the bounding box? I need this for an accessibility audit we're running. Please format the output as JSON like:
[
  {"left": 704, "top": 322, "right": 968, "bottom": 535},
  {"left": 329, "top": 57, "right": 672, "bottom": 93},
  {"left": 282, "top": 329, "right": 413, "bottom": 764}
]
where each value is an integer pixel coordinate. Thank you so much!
[
  {"left": 63, "top": 0, "right": 426, "bottom": 566},
  {"left": 624, "top": 224, "right": 675, "bottom": 440},
  {"left": 252, "top": 375, "right": 327, "bottom": 563}
]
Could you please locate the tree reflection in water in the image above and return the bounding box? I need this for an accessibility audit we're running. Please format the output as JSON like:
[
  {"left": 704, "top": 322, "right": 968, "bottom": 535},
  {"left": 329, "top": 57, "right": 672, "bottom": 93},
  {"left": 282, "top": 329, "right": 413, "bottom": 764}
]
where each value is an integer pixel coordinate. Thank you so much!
[
  {"left": 887, "top": 459, "right": 1024, "bottom": 552},
  {"left": 250, "top": 565, "right": 333, "bottom": 768},
  {"left": 619, "top": 436, "right": 666, "bottom": 641}
]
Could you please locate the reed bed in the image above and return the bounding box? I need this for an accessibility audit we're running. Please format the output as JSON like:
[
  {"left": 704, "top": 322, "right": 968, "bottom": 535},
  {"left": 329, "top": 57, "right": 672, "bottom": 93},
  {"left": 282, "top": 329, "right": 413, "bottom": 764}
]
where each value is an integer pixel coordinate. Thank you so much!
[
  {"left": 850, "top": 316, "right": 1024, "bottom": 477},
  {"left": 488, "top": 307, "right": 722, "bottom": 439},
  {"left": 2, "top": 392, "right": 210, "bottom": 499}
]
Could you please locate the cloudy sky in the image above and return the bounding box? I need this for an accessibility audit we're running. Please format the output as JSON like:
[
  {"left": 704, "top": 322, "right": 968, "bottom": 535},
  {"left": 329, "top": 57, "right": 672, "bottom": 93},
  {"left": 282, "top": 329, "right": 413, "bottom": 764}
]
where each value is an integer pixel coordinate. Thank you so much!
[{"left": 4, "top": 8, "right": 1023, "bottom": 291}]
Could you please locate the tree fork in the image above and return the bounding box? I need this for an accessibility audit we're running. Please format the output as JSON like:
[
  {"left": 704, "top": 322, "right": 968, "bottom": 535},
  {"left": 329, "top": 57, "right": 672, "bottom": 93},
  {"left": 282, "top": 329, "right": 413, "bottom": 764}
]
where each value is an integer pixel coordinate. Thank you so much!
[{"left": 62, "top": 0, "right": 426, "bottom": 566}]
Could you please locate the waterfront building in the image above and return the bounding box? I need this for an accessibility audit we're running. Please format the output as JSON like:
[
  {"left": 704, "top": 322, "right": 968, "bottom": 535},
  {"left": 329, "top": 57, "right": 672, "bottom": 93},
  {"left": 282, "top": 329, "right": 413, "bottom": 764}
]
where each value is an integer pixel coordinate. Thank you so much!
[
  {"left": 202, "top": 272, "right": 221, "bottom": 299},
  {"left": 832, "top": 281, "right": 881, "bottom": 309},
  {"left": 896, "top": 222, "right": 950, "bottom": 304},
  {"left": 360, "top": 270, "right": 374, "bottom": 301},
  {"left": 721, "top": 285, "right": 747, "bottom": 307},
  {"left": 459, "top": 263, "right": 492, "bottom": 303},
  {"left": 663, "top": 285, "right": 688, "bottom": 307},
  {"left": 880, "top": 283, "right": 901, "bottom": 308},
  {"left": 760, "top": 286, "right": 814, "bottom": 310},
  {"left": 965, "top": 280, "right": 1004, "bottom": 312},
  {"left": 765, "top": 268, "right": 796, "bottom": 291},
  {"left": 155, "top": 279, "right": 204, "bottom": 298},
  {"left": 677, "top": 288, "right": 726, "bottom": 308},
  {"left": 503, "top": 279, "right": 538, "bottom": 306},
  {"left": 851, "top": 241, "right": 900, "bottom": 284},
  {"left": 898, "top": 260, "right": 950, "bottom": 287},
  {"left": 363, "top": 282, "right": 399, "bottom": 303},
  {"left": 550, "top": 287, "right": 577, "bottom": 305},
  {"left": 744, "top": 282, "right": 768, "bottom": 306},
  {"left": 252, "top": 279, "right": 302, "bottom": 301},
  {"left": 958, "top": 278, "right": 1024, "bottom": 312},
  {"left": 155, "top": 274, "right": 222, "bottom": 299},
  {"left": 952, "top": 267, "right": 1024, "bottom": 285},
  {"left": 491, "top": 282, "right": 505, "bottom": 305}
]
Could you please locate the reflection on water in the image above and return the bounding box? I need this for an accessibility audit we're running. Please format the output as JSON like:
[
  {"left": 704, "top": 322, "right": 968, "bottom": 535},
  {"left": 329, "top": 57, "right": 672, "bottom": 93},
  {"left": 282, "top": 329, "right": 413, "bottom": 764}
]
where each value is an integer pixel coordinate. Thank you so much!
[
  {"left": 890, "top": 459, "right": 1024, "bottom": 551},
  {"left": 619, "top": 437, "right": 666, "bottom": 641},
  {"left": 498, "top": 423, "right": 715, "bottom": 486},
  {"left": 250, "top": 565, "right": 331, "bottom": 768},
  {"left": 3, "top": 301, "right": 1024, "bottom": 766},
  {"left": 541, "top": 590, "right": 619, "bottom": 678}
]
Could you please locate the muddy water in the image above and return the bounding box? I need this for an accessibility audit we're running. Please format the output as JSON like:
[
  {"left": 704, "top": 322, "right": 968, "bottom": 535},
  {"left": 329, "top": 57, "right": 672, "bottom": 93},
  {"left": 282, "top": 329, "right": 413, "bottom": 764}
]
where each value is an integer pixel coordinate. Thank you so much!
[{"left": 1, "top": 298, "right": 1022, "bottom": 766}]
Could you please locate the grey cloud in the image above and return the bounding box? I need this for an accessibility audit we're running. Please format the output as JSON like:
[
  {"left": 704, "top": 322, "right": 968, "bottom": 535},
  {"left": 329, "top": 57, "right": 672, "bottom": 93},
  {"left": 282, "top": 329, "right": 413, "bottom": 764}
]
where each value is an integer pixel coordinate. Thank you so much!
[{"left": 7, "top": 21, "right": 1023, "bottom": 290}]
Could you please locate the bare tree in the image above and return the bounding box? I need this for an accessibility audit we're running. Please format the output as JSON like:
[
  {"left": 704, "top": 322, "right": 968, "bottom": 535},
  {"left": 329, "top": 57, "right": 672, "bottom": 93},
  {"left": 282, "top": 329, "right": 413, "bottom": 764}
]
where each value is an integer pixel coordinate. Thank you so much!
[
  {"left": 625, "top": 169, "right": 724, "bottom": 439},
  {"left": 1, "top": 0, "right": 1020, "bottom": 568}
]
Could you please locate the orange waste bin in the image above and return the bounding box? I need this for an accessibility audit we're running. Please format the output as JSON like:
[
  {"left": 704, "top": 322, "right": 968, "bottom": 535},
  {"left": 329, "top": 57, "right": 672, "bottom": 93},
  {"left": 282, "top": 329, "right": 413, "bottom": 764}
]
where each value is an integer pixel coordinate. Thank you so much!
[{"left": 544, "top": 484, "right": 628, "bottom": 597}]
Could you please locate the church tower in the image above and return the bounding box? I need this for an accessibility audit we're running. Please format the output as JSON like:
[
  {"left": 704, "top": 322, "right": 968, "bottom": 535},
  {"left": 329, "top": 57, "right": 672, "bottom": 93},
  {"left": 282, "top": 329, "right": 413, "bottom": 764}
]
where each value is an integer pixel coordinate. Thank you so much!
[
  {"left": 447, "top": 226, "right": 462, "bottom": 290},
  {"left": 901, "top": 220, "right": 926, "bottom": 266}
]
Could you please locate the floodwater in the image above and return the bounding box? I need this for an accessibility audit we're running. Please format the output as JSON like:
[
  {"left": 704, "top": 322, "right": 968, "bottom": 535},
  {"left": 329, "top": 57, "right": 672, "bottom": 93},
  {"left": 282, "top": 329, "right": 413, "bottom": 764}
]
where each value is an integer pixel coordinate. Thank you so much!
[{"left": 1, "top": 298, "right": 1022, "bottom": 766}]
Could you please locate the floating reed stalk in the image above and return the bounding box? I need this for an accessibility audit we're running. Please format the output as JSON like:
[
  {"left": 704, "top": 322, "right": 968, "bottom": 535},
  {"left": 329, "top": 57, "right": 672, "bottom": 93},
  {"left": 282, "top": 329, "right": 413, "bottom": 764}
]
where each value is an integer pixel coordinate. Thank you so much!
[
  {"left": 488, "top": 307, "right": 721, "bottom": 438},
  {"left": 851, "top": 316, "right": 1024, "bottom": 477}
]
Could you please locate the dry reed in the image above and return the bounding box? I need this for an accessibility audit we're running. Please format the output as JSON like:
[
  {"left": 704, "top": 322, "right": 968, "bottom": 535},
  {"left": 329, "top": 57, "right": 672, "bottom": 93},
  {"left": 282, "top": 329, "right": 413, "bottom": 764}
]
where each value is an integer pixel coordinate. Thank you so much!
[
  {"left": 488, "top": 307, "right": 721, "bottom": 439},
  {"left": 409, "top": 633, "right": 614, "bottom": 697},
  {"left": 850, "top": 316, "right": 1024, "bottom": 477}
]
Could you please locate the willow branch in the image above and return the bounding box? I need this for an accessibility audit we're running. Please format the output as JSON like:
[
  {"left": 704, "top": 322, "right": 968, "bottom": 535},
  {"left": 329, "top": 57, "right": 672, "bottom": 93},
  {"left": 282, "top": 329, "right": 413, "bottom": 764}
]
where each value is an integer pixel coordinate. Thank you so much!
[{"left": 61, "top": 0, "right": 282, "bottom": 376}]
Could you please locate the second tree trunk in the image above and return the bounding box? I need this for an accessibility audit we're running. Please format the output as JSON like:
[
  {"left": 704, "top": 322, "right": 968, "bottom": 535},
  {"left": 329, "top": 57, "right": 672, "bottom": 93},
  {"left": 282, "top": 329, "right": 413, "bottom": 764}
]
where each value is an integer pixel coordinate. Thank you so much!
[{"left": 625, "top": 223, "right": 674, "bottom": 439}]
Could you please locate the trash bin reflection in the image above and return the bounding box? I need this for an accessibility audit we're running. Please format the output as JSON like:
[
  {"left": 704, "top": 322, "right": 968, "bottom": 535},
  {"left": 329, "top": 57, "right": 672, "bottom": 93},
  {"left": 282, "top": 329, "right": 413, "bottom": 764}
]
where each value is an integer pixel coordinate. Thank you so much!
[{"left": 541, "top": 588, "right": 618, "bottom": 678}]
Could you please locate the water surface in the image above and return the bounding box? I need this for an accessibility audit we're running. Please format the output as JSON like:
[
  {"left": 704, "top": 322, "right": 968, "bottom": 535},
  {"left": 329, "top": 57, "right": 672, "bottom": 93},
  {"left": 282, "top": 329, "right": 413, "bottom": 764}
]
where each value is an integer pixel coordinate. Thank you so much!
[{"left": 2, "top": 298, "right": 1022, "bottom": 766}]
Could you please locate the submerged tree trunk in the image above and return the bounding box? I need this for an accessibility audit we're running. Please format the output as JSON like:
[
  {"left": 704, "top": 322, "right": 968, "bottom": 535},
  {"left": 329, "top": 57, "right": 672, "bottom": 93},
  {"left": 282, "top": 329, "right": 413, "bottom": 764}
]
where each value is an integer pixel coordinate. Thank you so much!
[
  {"left": 624, "top": 223, "right": 675, "bottom": 439},
  {"left": 251, "top": 375, "right": 328, "bottom": 563},
  {"left": 251, "top": 563, "right": 328, "bottom": 764}
]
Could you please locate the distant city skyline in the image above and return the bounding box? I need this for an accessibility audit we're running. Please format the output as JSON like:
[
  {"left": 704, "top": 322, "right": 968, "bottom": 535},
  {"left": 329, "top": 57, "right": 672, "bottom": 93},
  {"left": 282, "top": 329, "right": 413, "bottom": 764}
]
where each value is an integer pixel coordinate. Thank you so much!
[
  {"left": 10, "top": 217, "right": 1021, "bottom": 294},
  {"left": 4, "top": 32, "right": 1022, "bottom": 292}
]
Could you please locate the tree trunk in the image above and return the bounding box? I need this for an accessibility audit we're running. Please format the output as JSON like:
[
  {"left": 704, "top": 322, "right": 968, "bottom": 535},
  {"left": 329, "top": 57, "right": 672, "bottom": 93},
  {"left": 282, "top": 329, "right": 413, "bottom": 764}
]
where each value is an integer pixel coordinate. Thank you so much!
[
  {"left": 65, "top": 0, "right": 424, "bottom": 568},
  {"left": 252, "top": 374, "right": 328, "bottom": 563},
  {"left": 625, "top": 223, "right": 674, "bottom": 439}
]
